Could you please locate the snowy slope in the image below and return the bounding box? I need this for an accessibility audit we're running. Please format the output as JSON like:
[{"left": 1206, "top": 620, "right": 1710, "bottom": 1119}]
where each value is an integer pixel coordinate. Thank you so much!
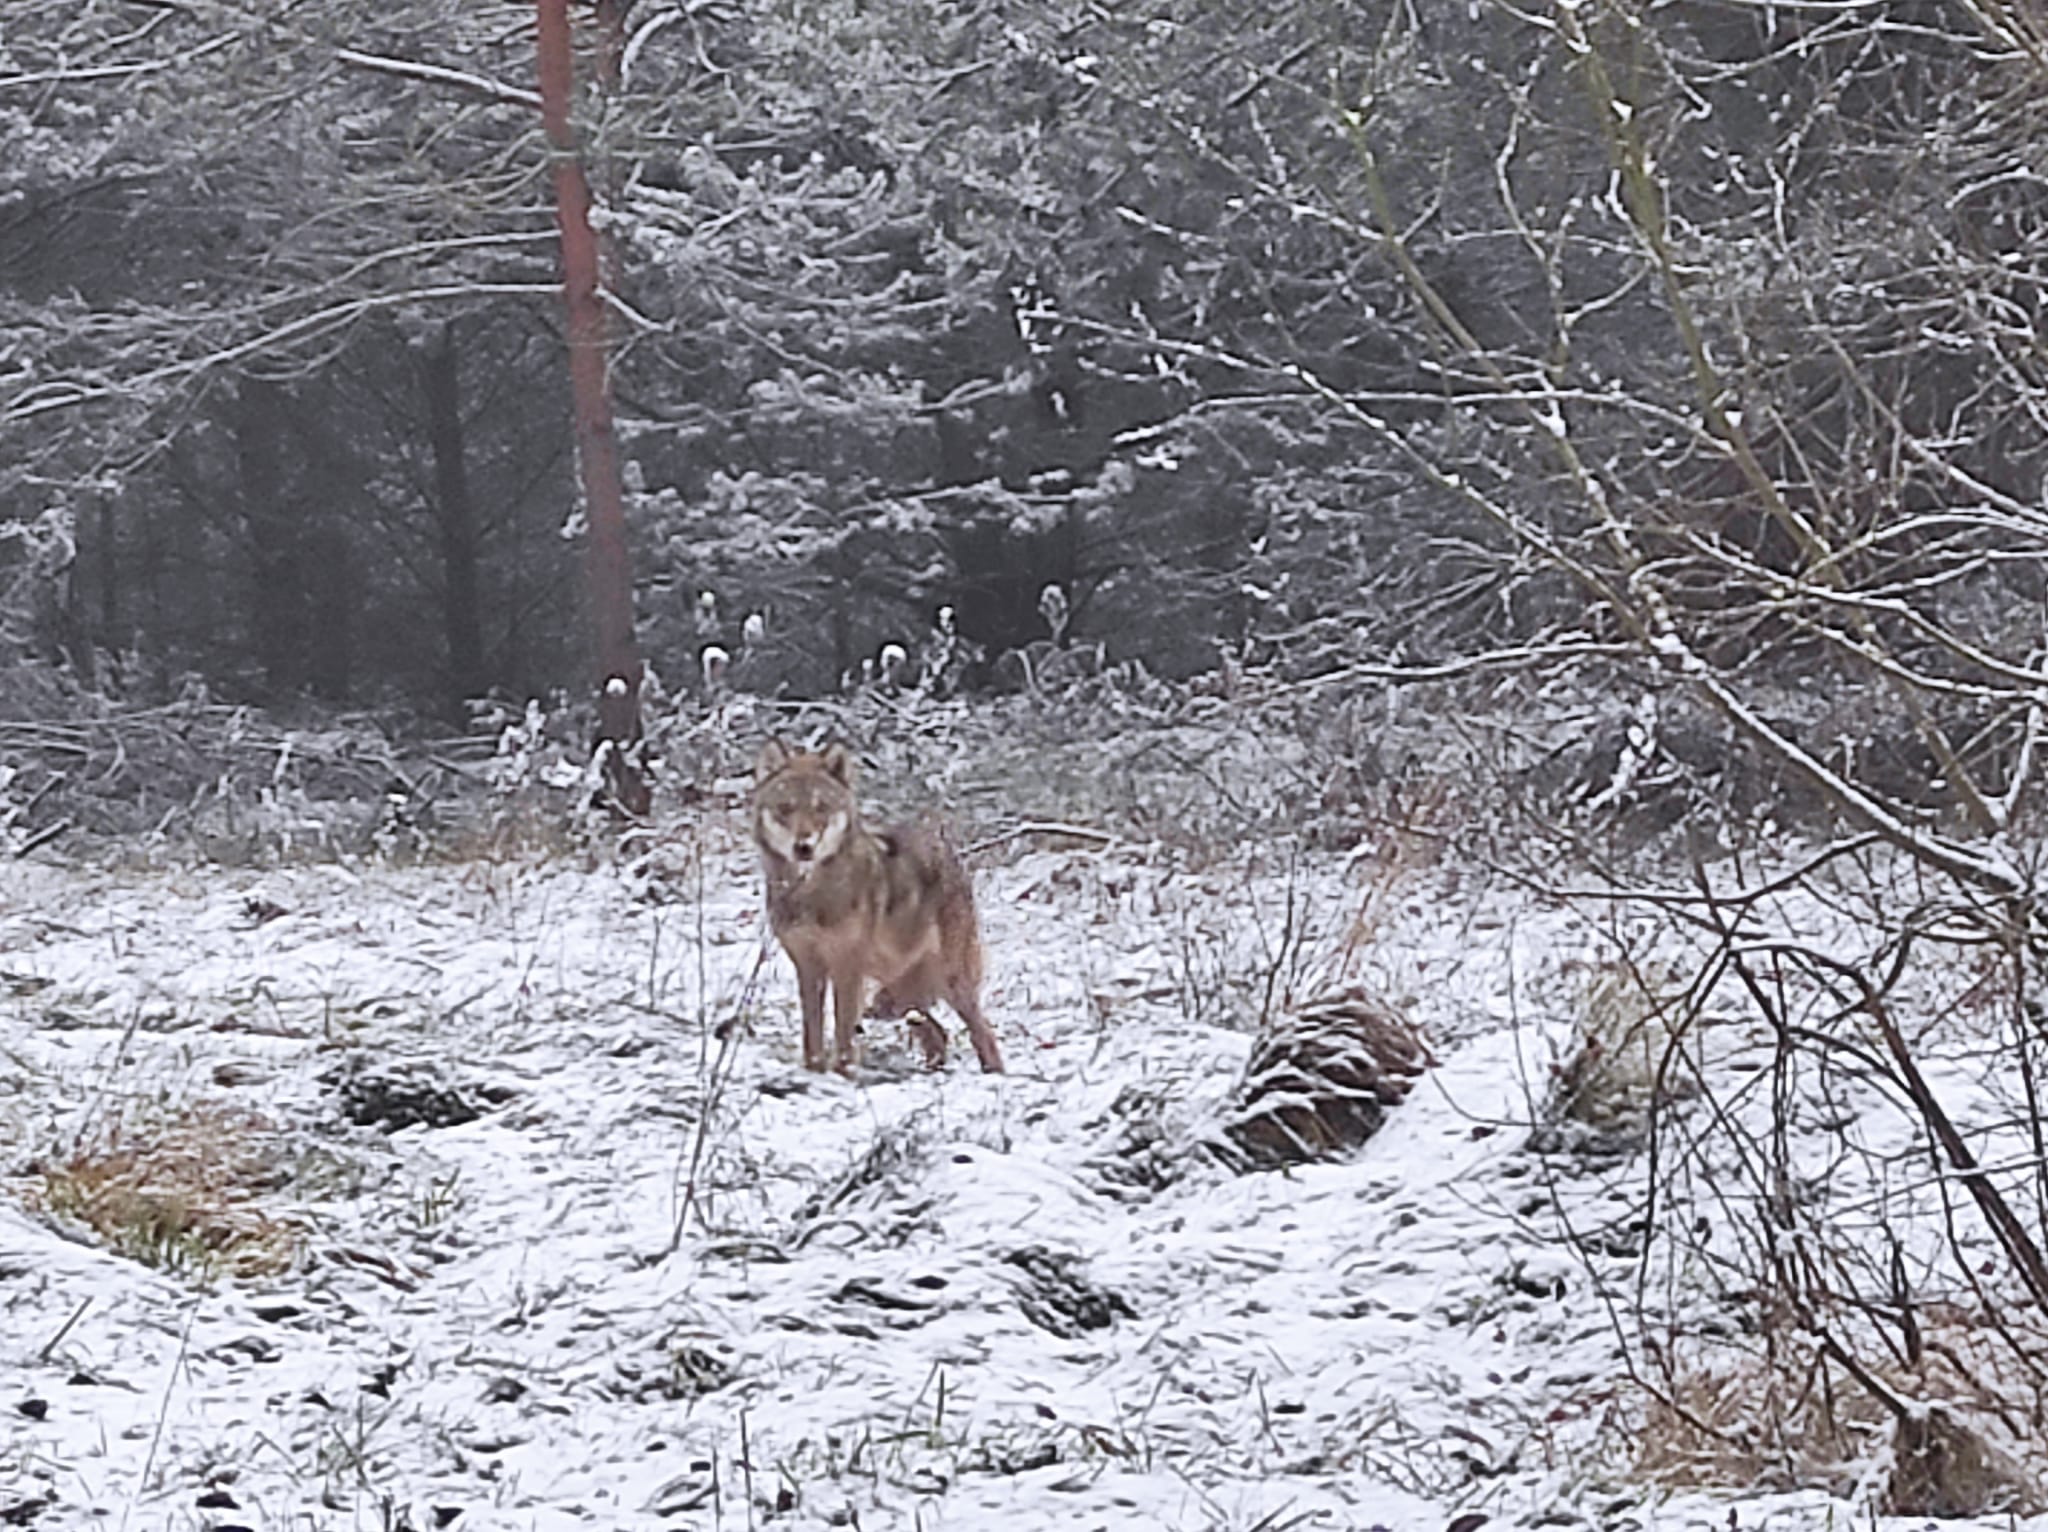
[{"left": 2, "top": 803, "right": 2043, "bottom": 1532}]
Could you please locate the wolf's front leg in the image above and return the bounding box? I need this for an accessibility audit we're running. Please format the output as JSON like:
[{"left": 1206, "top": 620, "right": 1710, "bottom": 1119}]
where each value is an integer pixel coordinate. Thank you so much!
[
  {"left": 830, "top": 969, "right": 865, "bottom": 1074},
  {"left": 792, "top": 953, "right": 830, "bottom": 1071}
]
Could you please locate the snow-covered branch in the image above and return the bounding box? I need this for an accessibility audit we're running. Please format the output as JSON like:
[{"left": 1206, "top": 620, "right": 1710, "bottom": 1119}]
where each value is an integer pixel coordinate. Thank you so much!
[{"left": 335, "top": 47, "right": 542, "bottom": 111}]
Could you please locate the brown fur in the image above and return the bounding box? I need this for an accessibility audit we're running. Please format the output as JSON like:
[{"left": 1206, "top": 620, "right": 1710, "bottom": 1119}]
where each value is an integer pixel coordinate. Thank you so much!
[{"left": 751, "top": 740, "right": 1004, "bottom": 1075}]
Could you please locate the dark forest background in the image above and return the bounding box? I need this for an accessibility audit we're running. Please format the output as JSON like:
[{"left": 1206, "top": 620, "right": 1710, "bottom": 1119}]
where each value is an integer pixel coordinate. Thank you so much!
[{"left": 4, "top": 0, "right": 2045, "bottom": 745}]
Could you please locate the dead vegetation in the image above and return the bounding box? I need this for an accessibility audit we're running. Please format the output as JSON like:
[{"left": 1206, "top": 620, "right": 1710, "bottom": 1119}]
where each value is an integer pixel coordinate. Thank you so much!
[
  {"left": 1883, "top": 1405, "right": 2042, "bottom": 1518},
  {"left": 1564, "top": 854, "right": 2048, "bottom": 1520},
  {"left": 1637, "top": 1323, "right": 2048, "bottom": 1518},
  {"left": 1546, "top": 959, "right": 1691, "bottom": 1136},
  {"left": 1219, "top": 984, "right": 1433, "bottom": 1170},
  {"left": 27, "top": 1099, "right": 304, "bottom": 1279}
]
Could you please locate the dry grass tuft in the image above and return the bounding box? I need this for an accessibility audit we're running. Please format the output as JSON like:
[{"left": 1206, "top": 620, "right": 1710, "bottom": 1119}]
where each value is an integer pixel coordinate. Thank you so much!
[
  {"left": 1637, "top": 1330, "right": 2047, "bottom": 1516},
  {"left": 1549, "top": 960, "right": 1688, "bottom": 1132},
  {"left": 1337, "top": 774, "right": 1461, "bottom": 949},
  {"left": 1635, "top": 1352, "right": 1885, "bottom": 1495},
  {"left": 32, "top": 1100, "right": 303, "bottom": 1279}
]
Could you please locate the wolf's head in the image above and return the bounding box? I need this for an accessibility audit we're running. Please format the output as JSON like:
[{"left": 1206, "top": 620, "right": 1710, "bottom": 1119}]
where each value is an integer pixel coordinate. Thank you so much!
[{"left": 752, "top": 740, "right": 857, "bottom": 868}]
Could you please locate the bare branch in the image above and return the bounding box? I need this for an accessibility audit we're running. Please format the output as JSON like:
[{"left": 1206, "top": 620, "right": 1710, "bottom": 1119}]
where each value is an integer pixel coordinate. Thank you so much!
[{"left": 335, "top": 46, "right": 542, "bottom": 111}]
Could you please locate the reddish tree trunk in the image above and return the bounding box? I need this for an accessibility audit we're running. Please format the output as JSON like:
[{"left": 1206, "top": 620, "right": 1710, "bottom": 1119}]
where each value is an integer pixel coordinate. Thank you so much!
[{"left": 536, "top": 0, "right": 648, "bottom": 816}]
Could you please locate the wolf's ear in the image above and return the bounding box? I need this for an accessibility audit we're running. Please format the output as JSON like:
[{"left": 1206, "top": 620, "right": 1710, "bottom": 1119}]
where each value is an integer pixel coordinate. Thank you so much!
[
  {"left": 819, "top": 742, "right": 856, "bottom": 786},
  {"left": 754, "top": 738, "right": 792, "bottom": 783}
]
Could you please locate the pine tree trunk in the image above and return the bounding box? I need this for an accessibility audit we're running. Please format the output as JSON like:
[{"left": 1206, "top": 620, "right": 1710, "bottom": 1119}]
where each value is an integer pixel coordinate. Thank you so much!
[
  {"left": 304, "top": 521, "right": 357, "bottom": 701},
  {"left": 233, "top": 378, "right": 310, "bottom": 698},
  {"left": 418, "top": 320, "right": 486, "bottom": 718},
  {"left": 536, "top": 0, "right": 647, "bottom": 815},
  {"left": 95, "top": 498, "right": 119, "bottom": 656},
  {"left": 277, "top": 388, "right": 364, "bottom": 703}
]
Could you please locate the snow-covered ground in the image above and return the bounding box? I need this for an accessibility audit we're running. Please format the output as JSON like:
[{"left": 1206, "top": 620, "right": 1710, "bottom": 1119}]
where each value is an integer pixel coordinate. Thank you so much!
[{"left": 2, "top": 789, "right": 2044, "bottom": 1531}]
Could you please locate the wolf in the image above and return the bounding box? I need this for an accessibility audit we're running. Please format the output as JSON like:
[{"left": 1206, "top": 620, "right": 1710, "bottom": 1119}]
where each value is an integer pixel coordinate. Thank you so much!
[{"left": 751, "top": 739, "right": 1005, "bottom": 1075}]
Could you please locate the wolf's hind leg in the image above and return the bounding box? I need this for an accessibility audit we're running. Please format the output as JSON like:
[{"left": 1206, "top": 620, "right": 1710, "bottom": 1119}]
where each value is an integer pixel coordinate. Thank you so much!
[{"left": 951, "top": 988, "right": 1004, "bottom": 1074}]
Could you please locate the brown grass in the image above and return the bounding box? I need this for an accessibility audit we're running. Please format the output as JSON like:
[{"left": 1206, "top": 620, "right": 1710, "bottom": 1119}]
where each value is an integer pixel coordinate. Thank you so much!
[
  {"left": 1637, "top": 1327, "right": 2047, "bottom": 1515},
  {"left": 1636, "top": 1350, "right": 1884, "bottom": 1495},
  {"left": 1337, "top": 774, "right": 1461, "bottom": 958},
  {"left": 32, "top": 1100, "right": 303, "bottom": 1279}
]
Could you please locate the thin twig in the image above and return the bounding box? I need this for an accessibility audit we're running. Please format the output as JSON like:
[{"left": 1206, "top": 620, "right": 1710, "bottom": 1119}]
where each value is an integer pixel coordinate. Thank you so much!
[
  {"left": 965, "top": 821, "right": 1116, "bottom": 856},
  {"left": 39, "top": 1296, "right": 92, "bottom": 1362},
  {"left": 123, "top": 1299, "right": 198, "bottom": 1532}
]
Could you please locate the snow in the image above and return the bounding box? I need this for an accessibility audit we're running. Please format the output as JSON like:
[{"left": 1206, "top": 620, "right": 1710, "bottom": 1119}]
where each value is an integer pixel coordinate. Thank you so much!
[{"left": 2, "top": 803, "right": 2045, "bottom": 1531}]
